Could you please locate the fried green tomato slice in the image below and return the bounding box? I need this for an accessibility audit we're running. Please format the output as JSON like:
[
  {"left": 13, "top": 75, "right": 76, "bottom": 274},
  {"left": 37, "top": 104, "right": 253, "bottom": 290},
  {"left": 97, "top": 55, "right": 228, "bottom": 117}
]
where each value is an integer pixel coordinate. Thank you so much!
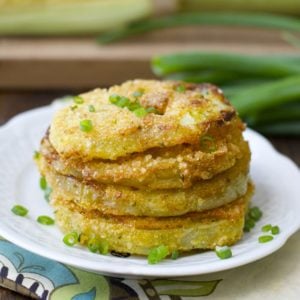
[
  {"left": 49, "top": 80, "right": 236, "bottom": 161},
  {"left": 53, "top": 183, "right": 254, "bottom": 255},
  {"left": 43, "top": 117, "right": 247, "bottom": 189},
  {"left": 38, "top": 146, "right": 250, "bottom": 217}
]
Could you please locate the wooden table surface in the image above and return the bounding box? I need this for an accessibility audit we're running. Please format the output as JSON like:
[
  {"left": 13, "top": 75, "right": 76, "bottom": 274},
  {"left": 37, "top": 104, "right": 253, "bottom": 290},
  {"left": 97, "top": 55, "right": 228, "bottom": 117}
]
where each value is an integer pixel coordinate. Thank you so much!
[{"left": 0, "top": 90, "right": 299, "bottom": 300}]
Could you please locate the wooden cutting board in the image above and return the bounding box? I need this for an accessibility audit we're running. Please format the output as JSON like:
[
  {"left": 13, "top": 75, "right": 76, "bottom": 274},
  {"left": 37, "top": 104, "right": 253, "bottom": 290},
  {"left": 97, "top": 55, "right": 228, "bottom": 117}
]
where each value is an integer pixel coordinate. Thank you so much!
[{"left": 0, "top": 26, "right": 299, "bottom": 89}]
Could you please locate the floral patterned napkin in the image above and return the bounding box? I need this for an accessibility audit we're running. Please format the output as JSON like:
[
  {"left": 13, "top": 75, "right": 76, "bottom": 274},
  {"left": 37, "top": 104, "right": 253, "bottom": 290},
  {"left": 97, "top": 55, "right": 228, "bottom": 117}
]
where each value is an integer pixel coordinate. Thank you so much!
[{"left": 0, "top": 231, "right": 299, "bottom": 300}]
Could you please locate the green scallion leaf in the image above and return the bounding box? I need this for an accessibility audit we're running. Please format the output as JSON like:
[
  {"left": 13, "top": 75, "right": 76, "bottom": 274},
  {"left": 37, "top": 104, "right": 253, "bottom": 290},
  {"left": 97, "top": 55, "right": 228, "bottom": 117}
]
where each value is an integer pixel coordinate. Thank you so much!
[
  {"left": 117, "top": 96, "right": 131, "bottom": 108},
  {"left": 63, "top": 232, "right": 79, "bottom": 246},
  {"left": 80, "top": 119, "right": 93, "bottom": 132},
  {"left": 148, "top": 245, "right": 169, "bottom": 264},
  {"left": 88, "top": 105, "right": 96, "bottom": 112},
  {"left": 39, "top": 177, "right": 47, "bottom": 190},
  {"left": 249, "top": 207, "right": 263, "bottom": 221},
  {"left": 11, "top": 205, "right": 28, "bottom": 217},
  {"left": 133, "top": 107, "right": 148, "bottom": 118},
  {"left": 70, "top": 105, "right": 78, "bottom": 111},
  {"left": 33, "top": 151, "right": 40, "bottom": 160},
  {"left": 109, "top": 94, "right": 121, "bottom": 104},
  {"left": 127, "top": 101, "right": 141, "bottom": 111},
  {"left": 73, "top": 96, "right": 84, "bottom": 104},
  {"left": 175, "top": 84, "right": 186, "bottom": 93},
  {"left": 87, "top": 238, "right": 101, "bottom": 253},
  {"left": 262, "top": 224, "right": 272, "bottom": 232},
  {"left": 271, "top": 225, "right": 280, "bottom": 235},
  {"left": 99, "top": 239, "right": 109, "bottom": 255},
  {"left": 215, "top": 246, "right": 232, "bottom": 259},
  {"left": 37, "top": 215, "right": 55, "bottom": 225},
  {"left": 171, "top": 250, "right": 179, "bottom": 260},
  {"left": 244, "top": 218, "right": 256, "bottom": 232},
  {"left": 258, "top": 235, "right": 274, "bottom": 243}
]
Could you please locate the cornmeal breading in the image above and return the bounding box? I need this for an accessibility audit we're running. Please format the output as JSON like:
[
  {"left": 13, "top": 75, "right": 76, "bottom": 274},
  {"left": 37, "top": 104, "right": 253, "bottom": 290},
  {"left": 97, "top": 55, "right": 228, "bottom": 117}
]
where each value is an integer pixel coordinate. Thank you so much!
[
  {"left": 36, "top": 79, "right": 254, "bottom": 257},
  {"left": 52, "top": 183, "right": 253, "bottom": 255},
  {"left": 43, "top": 119, "right": 247, "bottom": 189},
  {"left": 49, "top": 80, "right": 236, "bottom": 161},
  {"left": 38, "top": 149, "right": 250, "bottom": 217}
]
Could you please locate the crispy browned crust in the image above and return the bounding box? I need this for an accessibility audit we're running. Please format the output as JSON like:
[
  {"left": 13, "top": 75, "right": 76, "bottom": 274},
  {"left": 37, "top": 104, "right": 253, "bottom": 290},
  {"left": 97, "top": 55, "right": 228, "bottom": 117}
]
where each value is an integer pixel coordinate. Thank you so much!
[
  {"left": 42, "top": 117, "right": 248, "bottom": 189},
  {"left": 49, "top": 80, "right": 237, "bottom": 161},
  {"left": 52, "top": 183, "right": 254, "bottom": 255},
  {"left": 38, "top": 146, "right": 250, "bottom": 216}
]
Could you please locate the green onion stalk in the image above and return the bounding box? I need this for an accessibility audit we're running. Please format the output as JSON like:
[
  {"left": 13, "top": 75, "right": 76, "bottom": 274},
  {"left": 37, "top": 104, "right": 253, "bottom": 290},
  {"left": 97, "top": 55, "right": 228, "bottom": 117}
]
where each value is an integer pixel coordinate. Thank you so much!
[{"left": 98, "top": 12, "right": 300, "bottom": 44}]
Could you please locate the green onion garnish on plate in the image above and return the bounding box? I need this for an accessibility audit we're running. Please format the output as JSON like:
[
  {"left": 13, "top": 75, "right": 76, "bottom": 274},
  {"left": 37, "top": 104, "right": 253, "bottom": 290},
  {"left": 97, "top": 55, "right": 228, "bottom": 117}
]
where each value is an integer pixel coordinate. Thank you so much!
[
  {"left": 40, "top": 176, "right": 47, "bottom": 190},
  {"left": 148, "top": 245, "right": 169, "bottom": 264},
  {"left": 249, "top": 206, "right": 263, "bottom": 221},
  {"left": 271, "top": 225, "right": 280, "bottom": 235},
  {"left": 37, "top": 215, "right": 55, "bottom": 225},
  {"left": 261, "top": 224, "right": 272, "bottom": 232},
  {"left": 11, "top": 205, "right": 28, "bottom": 217},
  {"left": 215, "top": 246, "right": 232, "bottom": 259},
  {"left": 258, "top": 235, "right": 274, "bottom": 243},
  {"left": 63, "top": 232, "right": 79, "bottom": 246},
  {"left": 33, "top": 151, "right": 40, "bottom": 160}
]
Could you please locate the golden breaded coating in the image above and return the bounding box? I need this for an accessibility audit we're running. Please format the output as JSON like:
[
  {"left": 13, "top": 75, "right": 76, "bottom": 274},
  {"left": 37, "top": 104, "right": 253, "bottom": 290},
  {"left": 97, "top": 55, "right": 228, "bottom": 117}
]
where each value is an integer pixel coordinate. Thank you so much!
[
  {"left": 49, "top": 80, "right": 236, "bottom": 161},
  {"left": 53, "top": 183, "right": 253, "bottom": 255},
  {"left": 43, "top": 118, "right": 247, "bottom": 189},
  {"left": 38, "top": 147, "right": 250, "bottom": 216}
]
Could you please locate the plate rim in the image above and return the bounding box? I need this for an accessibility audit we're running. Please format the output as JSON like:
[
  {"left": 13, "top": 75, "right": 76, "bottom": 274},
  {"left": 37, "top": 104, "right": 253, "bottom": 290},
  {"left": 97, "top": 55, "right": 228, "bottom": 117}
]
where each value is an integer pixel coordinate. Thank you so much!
[{"left": 0, "top": 104, "right": 299, "bottom": 278}]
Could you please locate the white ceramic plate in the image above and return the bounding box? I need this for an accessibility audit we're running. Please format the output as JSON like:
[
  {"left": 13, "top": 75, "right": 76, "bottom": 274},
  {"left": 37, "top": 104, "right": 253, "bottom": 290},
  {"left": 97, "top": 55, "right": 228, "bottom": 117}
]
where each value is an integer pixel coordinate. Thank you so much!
[{"left": 0, "top": 102, "right": 299, "bottom": 278}]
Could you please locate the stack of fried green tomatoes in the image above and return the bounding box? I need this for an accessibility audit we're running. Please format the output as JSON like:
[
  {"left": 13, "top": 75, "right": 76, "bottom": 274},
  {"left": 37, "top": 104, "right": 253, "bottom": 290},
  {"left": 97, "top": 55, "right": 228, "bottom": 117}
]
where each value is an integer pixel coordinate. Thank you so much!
[{"left": 37, "top": 79, "right": 254, "bottom": 257}]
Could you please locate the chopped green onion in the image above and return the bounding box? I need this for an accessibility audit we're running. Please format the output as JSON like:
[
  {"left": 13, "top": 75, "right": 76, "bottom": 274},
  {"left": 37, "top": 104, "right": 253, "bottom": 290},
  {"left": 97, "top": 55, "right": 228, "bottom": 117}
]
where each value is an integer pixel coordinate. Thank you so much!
[
  {"left": 40, "top": 176, "right": 47, "bottom": 190},
  {"left": 258, "top": 235, "right": 274, "bottom": 243},
  {"left": 244, "top": 218, "right": 256, "bottom": 232},
  {"left": 87, "top": 238, "right": 109, "bottom": 254},
  {"left": 148, "top": 245, "right": 169, "bottom": 264},
  {"left": 175, "top": 84, "right": 186, "bottom": 93},
  {"left": 262, "top": 224, "right": 272, "bottom": 232},
  {"left": 80, "top": 119, "right": 93, "bottom": 132},
  {"left": 33, "top": 151, "right": 40, "bottom": 160},
  {"left": 73, "top": 96, "right": 84, "bottom": 104},
  {"left": 171, "top": 250, "right": 179, "bottom": 260},
  {"left": 37, "top": 215, "right": 55, "bottom": 225},
  {"left": 87, "top": 238, "right": 101, "bottom": 253},
  {"left": 271, "top": 225, "right": 280, "bottom": 235},
  {"left": 200, "top": 135, "right": 216, "bottom": 152},
  {"left": 99, "top": 239, "right": 109, "bottom": 255},
  {"left": 133, "top": 107, "right": 148, "bottom": 118},
  {"left": 88, "top": 105, "right": 96, "bottom": 112},
  {"left": 109, "top": 94, "right": 121, "bottom": 104},
  {"left": 132, "top": 89, "right": 144, "bottom": 97},
  {"left": 109, "top": 94, "right": 131, "bottom": 108},
  {"left": 70, "top": 105, "right": 78, "bottom": 111},
  {"left": 215, "top": 246, "right": 232, "bottom": 259},
  {"left": 117, "top": 96, "right": 131, "bottom": 108},
  {"left": 63, "top": 232, "right": 79, "bottom": 246},
  {"left": 249, "top": 207, "right": 263, "bottom": 221},
  {"left": 11, "top": 205, "right": 28, "bottom": 217},
  {"left": 98, "top": 13, "right": 300, "bottom": 45},
  {"left": 127, "top": 101, "right": 141, "bottom": 111}
]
